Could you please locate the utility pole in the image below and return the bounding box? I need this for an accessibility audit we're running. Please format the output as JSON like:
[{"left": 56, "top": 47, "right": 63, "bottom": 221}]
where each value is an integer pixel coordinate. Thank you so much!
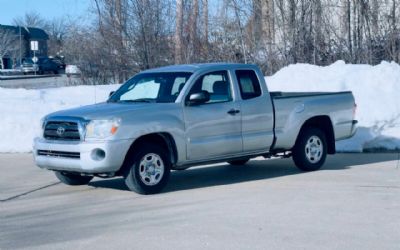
[{"left": 19, "top": 26, "right": 22, "bottom": 65}]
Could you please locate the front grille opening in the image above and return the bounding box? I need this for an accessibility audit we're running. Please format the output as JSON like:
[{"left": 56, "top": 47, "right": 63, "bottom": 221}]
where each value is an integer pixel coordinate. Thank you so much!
[
  {"left": 44, "top": 121, "right": 81, "bottom": 141},
  {"left": 37, "top": 150, "right": 80, "bottom": 159}
]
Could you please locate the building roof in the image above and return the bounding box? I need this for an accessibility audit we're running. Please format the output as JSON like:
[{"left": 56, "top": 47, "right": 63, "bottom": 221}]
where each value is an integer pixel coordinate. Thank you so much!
[
  {"left": 26, "top": 27, "right": 48, "bottom": 40},
  {"left": 0, "top": 24, "right": 48, "bottom": 40}
]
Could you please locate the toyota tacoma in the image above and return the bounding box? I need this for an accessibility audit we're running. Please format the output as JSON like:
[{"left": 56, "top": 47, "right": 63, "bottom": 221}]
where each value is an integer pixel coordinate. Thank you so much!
[{"left": 33, "top": 63, "right": 357, "bottom": 194}]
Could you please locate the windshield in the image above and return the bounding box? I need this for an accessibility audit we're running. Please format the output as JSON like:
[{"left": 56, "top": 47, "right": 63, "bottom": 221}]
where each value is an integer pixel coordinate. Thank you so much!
[
  {"left": 109, "top": 72, "right": 192, "bottom": 103},
  {"left": 23, "top": 58, "right": 34, "bottom": 64}
]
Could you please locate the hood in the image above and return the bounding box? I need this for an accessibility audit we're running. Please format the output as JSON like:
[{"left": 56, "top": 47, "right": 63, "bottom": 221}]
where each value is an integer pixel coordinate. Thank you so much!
[{"left": 46, "top": 102, "right": 157, "bottom": 120}]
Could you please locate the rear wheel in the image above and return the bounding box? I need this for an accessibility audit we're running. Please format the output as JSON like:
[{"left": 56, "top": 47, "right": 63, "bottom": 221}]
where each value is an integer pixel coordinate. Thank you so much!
[
  {"left": 227, "top": 159, "right": 250, "bottom": 165},
  {"left": 55, "top": 171, "right": 93, "bottom": 185},
  {"left": 124, "top": 144, "right": 171, "bottom": 194},
  {"left": 292, "top": 127, "right": 327, "bottom": 171}
]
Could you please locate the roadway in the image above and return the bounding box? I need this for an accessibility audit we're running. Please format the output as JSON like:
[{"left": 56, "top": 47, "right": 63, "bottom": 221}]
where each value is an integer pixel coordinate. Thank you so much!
[{"left": 1, "top": 153, "right": 399, "bottom": 250}]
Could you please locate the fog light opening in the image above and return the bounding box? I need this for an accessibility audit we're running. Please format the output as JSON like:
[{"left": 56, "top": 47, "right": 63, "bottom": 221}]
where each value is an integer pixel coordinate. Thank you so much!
[{"left": 91, "top": 149, "right": 106, "bottom": 161}]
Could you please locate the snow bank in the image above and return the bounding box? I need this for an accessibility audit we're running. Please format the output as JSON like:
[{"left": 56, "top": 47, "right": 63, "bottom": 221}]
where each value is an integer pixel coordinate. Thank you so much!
[
  {"left": 1, "top": 60, "right": 399, "bottom": 152},
  {"left": 1, "top": 85, "right": 119, "bottom": 152},
  {"left": 266, "top": 60, "right": 400, "bottom": 152}
]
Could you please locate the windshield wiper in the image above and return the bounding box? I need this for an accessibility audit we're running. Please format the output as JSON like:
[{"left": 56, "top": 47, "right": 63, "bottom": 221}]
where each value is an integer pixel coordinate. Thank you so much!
[{"left": 118, "top": 98, "right": 155, "bottom": 103}]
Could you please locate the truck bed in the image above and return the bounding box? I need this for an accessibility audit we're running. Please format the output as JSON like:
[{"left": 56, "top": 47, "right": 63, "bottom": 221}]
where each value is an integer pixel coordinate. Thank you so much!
[{"left": 270, "top": 91, "right": 356, "bottom": 150}]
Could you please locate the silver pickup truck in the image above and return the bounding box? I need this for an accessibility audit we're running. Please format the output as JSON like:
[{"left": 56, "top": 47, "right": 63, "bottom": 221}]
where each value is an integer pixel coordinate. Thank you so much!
[{"left": 33, "top": 63, "right": 357, "bottom": 194}]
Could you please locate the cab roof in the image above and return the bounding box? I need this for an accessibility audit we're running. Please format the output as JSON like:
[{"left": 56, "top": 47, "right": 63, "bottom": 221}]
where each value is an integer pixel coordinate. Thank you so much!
[{"left": 141, "top": 63, "right": 259, "bottom": 74}]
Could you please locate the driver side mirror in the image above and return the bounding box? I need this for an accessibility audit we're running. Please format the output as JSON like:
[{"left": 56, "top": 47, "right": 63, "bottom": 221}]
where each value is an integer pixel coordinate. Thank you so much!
[
  {"left": 109, "top": 91, "right": 115, "bottom": 97},
  {"left": 186, "top": 91, "right": 210, "bottom": 106}
]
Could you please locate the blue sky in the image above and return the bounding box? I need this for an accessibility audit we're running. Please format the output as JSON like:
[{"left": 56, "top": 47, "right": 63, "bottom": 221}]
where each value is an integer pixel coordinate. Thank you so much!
[{"left": 0, "top": 0, "right": 91, "bottom": 25}]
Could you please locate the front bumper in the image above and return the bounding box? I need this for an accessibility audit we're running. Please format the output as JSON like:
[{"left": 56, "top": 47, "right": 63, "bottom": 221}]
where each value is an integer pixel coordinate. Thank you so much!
[
  {"left": 33, "top": 137, "right": 132, "bottom": 174},
  {"left": 22, "top": 66, "right": 38, "bottom": 73}
]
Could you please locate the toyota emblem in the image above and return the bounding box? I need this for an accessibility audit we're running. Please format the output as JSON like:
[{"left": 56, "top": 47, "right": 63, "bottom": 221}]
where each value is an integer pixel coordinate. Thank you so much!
[{"left": 56, "top": 126, "right": 66, "bottom": 136}]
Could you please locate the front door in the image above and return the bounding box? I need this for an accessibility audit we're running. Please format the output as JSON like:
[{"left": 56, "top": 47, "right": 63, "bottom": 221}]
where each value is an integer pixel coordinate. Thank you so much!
[{"left": 183, "top": 70, "right": 242, "bottom": 161}]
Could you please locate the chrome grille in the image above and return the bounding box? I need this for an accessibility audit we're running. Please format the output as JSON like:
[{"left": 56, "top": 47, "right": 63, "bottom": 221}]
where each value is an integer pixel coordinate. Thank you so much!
[
  {"left": 37, "top": 150, "right": 80, "bottom": 159},
  {"left": 44, "top": 121, "right": 81, "bottom": 141}
]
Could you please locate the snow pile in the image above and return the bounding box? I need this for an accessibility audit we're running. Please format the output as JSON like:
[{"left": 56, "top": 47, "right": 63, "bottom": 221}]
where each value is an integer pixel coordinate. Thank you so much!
[
  {"left": 0, "top": 60, "right": 399, "bottom": 152},
  {"left": 266, "top": 60, "right": 400, "bottom": 152},
  {"left": 0, "top": 85, "right": 119, "bottom": 152}
]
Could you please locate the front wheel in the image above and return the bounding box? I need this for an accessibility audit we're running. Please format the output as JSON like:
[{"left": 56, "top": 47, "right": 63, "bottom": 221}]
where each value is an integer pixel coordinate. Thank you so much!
[
  {"left": 55, "top": 171, "right": 93, "bottom": 185},
  {"left": 292, "top": 127, "right": 327, "bottom": 171},
  {"left": 124, "top": 144, "right": 171, "bottom": 194}
]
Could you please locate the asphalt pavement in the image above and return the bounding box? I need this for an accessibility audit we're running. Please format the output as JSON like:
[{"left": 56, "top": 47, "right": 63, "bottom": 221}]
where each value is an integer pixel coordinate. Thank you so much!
[{"left": 1, "top": 153, "right": 399, "bottom": 250}]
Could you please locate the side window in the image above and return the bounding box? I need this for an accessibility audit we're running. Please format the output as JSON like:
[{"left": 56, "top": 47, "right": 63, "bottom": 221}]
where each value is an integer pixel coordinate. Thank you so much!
[
  {"left": 235, "top": 70, "right": 262, "bottom": 100},
  {"left": 171, "top": 77, "right": 187, "bottom": 95},
  {"left": 189, "top": 71, "right": 232, "bottom": 104}
]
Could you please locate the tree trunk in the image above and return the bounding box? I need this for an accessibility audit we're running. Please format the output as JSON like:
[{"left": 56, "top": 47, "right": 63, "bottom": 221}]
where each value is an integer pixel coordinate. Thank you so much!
[
  {"left": 371, "top": 0, "right": 379, "bottom": 36},
  {"left": 203, "top": 0, "right": 209, "bottom": 57},
  {"left": 253, "top": 0, "right": 262, "bottom": 50},
  {"left": 188, "top": 0, "right": 199, "bottom": 62},
  {"left": 288, "top": 0, "right": 297, "bottom": 63},
  {"left": 313, "top": 0, "right": 322, "bottom": 64},
  {"left": 264, "top": 0, "right": 275, "bottom": 50},
  {"left": 174, "top": 0, "right": 183, "bottom": 64}
]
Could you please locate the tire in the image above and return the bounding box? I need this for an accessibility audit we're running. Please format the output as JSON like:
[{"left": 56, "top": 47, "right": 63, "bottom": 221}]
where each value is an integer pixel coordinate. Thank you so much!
[
  {"left": 55, "top": 171, "right": 93, "bottom": 185},
  {"left": 292, "top": 127, "right": 327, "bottom": 171},
  {"left": 124, "top": 144, "right": 171, "bottom": 194},
  {"left": 227, "top": 159, "right": 250, "bottom": 165}
]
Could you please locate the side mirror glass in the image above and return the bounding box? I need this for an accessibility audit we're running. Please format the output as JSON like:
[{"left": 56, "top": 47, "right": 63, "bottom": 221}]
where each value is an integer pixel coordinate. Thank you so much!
[{"left": 186, "top": 91, "right": 210, "bottom": 106}]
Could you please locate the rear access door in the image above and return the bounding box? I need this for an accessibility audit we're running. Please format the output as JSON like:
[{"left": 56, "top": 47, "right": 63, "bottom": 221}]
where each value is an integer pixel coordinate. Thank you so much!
[{"left": 234, "top": 69, "right": 275, "bottom": 153}]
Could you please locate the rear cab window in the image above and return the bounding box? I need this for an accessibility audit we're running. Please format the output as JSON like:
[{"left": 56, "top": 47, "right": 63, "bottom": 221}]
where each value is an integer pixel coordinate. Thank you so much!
[{"left": 235, "top": 70, "right": 262, "bottom": 100}]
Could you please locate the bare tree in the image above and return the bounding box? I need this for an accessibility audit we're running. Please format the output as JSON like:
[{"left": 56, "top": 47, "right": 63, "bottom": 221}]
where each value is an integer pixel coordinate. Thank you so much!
[
  {"left": 202, "top": 0, "right": 209, "bottom": 56},
  {"left": 54, "top": 0, "right": 400, "bottom": 83},
  {"left": 13, "top": 11, "right": 47, "bottom": 29},
  {"left": 313, "top": 0, "right": 323, "bottom": 64},
  {"left": 46, "top": 18, "right": 68, "bottom": 57},
  {"left": 175, "top": 0, "right": 183, "bottom": 64},
  {"left": 187, "top": 0, "right": 199, "bottom": 62},
  {"left": 0, "top": 29, "right": 18, "bottom": 69}
]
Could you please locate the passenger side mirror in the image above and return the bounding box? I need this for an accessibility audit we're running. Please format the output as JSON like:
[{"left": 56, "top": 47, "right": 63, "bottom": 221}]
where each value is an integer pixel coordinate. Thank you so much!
[
  {"left": 109, "top": 91, "right": 115, "bottom": 97},
  {"left": 186, "top": 91, "right": 210, "bottom": 106}
]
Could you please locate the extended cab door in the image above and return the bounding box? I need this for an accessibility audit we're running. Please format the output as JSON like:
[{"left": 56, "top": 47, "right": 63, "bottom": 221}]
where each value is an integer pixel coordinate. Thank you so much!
[
  {"left": 183, "top": 70, "right": 242, "bottom": 161},
  {"left": 234, "top": 69, "right": 275, "bottom": 152}
]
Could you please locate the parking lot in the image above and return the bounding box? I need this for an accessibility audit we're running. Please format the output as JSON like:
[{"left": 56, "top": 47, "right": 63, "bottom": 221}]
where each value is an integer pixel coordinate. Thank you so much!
[{"left": 1, "top": 153, "right": 399, "bottom": 250}]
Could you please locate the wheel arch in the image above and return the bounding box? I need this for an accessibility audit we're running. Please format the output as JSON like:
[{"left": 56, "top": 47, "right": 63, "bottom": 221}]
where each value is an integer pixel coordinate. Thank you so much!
[
  {"left": 117, "top": 132, "right": 178, "bottom": 175},
  {"left": 296, "top": 116, "right": 335, "bottom": 154}
]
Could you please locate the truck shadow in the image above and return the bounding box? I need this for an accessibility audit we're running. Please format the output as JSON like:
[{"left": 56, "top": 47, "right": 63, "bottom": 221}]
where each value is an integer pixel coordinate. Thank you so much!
[{"left": 89, "top": 153, "right": 398, "bottom": 193}]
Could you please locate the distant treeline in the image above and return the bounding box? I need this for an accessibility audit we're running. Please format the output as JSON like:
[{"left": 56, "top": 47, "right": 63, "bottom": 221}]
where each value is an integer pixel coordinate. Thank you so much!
[{"left": 7, "top": 0, "right": 400, "bottom": 83}]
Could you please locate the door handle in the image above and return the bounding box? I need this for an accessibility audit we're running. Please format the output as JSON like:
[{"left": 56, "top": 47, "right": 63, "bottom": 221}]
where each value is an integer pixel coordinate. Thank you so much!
[{"left": 227, "top": 109, "right": 240, "bottom": 115}]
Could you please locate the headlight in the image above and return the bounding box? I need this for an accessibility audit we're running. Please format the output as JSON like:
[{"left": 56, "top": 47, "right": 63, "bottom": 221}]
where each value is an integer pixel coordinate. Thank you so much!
[
  {"left": 85, "top": 118, "right": 121, "bottom": 139},
  {"left": 36, "top": 117, "right": 46, "bottom": 138}
]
